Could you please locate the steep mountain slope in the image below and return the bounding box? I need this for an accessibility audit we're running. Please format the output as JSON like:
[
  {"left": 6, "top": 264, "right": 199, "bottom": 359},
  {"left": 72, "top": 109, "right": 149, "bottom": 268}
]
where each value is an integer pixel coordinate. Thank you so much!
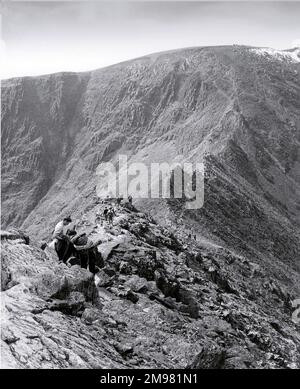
[{"left": 1, "top": 72, "right": 89, "bottom": 227}]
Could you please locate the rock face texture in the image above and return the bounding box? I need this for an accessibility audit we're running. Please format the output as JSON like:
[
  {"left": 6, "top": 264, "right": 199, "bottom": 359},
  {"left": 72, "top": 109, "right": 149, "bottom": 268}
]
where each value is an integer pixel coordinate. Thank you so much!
[
  {"left": 1, "top": 202, "right": 300, "bottom": 369},
  {"left": 1, "top": 72, "right": 89, "bottom": 228},
  {"left": 1, "top": 45, "right": 300, "bottom": 368},
  {"left": 2, "top": 46, "right": 300, "bottom": 236}
]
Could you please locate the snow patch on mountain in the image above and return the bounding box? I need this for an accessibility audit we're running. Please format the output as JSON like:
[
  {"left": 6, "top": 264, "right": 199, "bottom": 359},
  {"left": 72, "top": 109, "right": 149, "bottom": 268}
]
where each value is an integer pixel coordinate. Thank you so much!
[{"left": 251, "top": 47, "right": 300, "bottom": 63}]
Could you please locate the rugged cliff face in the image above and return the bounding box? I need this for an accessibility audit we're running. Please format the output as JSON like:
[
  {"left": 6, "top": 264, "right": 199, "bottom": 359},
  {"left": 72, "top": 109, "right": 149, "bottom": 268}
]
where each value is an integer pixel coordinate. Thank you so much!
[
  {"left": 2, "top": 46, "right": 300, "bottom": 234},
  {"left": 1, "top": 72, "right": 89, "bottom": 227},
  {"left": 1, "top": 46, "right": 300, "bottom": 368}
]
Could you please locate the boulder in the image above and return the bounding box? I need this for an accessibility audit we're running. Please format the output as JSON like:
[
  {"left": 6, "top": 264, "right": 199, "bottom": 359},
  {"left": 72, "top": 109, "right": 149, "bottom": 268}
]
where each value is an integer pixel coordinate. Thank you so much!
[
  {"left": 81, "top": 307, "right": 101, "bottom": 325},
  {"left": 124, "top": 275, "right": 157, "bottom": 294},
  {"left": 49, "top": 291, "right": 86, "bottom": 316}
]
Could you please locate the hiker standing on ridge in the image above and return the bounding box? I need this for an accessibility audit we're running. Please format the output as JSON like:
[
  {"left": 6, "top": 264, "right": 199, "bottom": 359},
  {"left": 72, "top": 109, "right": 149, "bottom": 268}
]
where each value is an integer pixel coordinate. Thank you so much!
[
  {"left": 52, "top": 216, "right": 72, "bottom": 262},
  {"left": 107, "top": 206, "right": 116, "bottom": 226},
  {"left": 95, "top": 208, "right": 103, "bottom": 226},
  {"left": 103, "top": 207, "right": 109, "bottom": 222},
  {"left": 116, "top": 196, "right": 123, "bottom": 208},
  {"left": 53, "top": 216, "right": 72, "bottom": 238}
]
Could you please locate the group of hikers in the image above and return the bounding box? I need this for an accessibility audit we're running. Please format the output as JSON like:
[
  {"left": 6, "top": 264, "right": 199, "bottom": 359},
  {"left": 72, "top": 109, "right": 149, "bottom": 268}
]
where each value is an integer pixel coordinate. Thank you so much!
[
  {"left": 51, "top": 216, "right": 102, "bottom": 274},
  {"left": 96, "top": 206, "right": 116, "bottom": 226},
  {"left": 94, "top": 195, "right": 132, "bottom": 226},
  {"left": 50, "top": 196, "right": 133, "bottom": 273},
  {"left": 49, "top": 194, "right": 201, "bottom": 276}
]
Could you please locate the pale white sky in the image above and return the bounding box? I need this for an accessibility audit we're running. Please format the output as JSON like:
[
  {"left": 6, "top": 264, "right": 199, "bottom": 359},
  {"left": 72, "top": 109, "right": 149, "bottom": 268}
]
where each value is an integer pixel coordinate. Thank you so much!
[{"left": 1, "top": 1, "right": 300, "bottom": 79}]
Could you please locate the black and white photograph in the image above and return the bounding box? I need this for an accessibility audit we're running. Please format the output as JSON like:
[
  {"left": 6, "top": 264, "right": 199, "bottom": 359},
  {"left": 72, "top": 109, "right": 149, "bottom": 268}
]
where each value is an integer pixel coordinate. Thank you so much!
[{"left": 1, "top": 0, "right": 300, "bottom": 375}]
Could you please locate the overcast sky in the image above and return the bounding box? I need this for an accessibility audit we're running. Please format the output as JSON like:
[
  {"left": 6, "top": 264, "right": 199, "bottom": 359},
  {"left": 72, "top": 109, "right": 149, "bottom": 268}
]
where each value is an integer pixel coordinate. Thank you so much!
[{"left": 1, "top": 1, "right": 300, "bottom": 79}]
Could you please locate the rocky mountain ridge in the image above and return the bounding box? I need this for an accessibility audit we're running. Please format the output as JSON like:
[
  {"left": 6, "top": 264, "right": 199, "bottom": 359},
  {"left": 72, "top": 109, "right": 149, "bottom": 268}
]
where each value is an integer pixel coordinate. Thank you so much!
[
  {"left": 1, "top": 45, "right": 300, "bottom": 368},
  {"left": 1, "top": 201, "right": 300, "bottom": 369}
]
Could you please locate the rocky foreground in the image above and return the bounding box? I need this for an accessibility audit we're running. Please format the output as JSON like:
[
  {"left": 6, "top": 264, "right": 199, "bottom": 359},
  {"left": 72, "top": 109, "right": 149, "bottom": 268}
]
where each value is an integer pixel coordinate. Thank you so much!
[{"left": 1, "top": 202, "right": 300, "bottom": 369}]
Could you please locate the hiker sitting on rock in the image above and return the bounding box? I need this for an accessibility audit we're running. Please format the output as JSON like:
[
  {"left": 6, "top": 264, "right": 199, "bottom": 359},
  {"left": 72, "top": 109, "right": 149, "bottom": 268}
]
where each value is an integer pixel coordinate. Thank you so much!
[{"left": 52, "top": 216, "right": 73, "bottom": 262}]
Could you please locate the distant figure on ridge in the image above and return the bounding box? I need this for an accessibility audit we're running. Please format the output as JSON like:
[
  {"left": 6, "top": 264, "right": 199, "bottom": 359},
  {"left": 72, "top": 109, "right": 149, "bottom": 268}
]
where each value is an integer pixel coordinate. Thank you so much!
[
  {"left": 95, "top": 208, "right": 103, "bottom": 226},
  {"left": 107, "top": 206, "right": 116, "bottom": 226},
  {"left": 103, "top": 207, "right": 109, "bottom": 222},
  {"left": 116, "top": 196, "right": 123, "bottom": 207}
]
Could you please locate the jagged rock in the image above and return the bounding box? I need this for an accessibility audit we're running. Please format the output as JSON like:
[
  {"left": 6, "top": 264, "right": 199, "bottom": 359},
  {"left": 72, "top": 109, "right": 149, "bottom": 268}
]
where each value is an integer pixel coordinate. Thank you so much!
[
  {"left": 35, "top": 265, "right": 97, "bottom": 302},
  {"left": 149, "top": 293, "right": 177, "bottom": 310},
  {"left": 177, "top": 289, "right": 200, "bottom": 319},
  {"left": 103, "top": 267, "right": 116, "bottom": 277},
  {"left": 94, "top": 248, "right": 105, "bottom": 269},
  {"left": 118, "top": 218, "right": 129, "bottom": 230},
  {"left": 123, "top": 275, "right": 157, "bottom": 294},
  {"left": 1, "top": 261, "right": 13, "bottom": 291},
  {"left": 0, "top": 229, "right": 30, "bottom": 245},
  {"left": 187, "top": 345, "right": 226, "bottom": 369},
  {"left": 109, "top": 286, "right": 139, "bottom": 303},
  {"left": 119, "top": 261, "right": 133, "bottom": 275},
  {"left": 248, "top": 261, "right": 261, "bottom": 277},
  {"left": 224, "top": 346, "right": 255, "bottom": 369},
  {"left": 49, "top": 292, "right": 85, "bottom": 316},
  {"left": 247, "top": 330, "right": 272, "bottom": 350},
  {"left": 81, "top": 307, "right": 101, "bottom": 325},
  {"left": 114, "top": 342, "right": 134, "bottom": 357},
  {"left": 207, "top": 266, "right": 238, "bottom": 295},
  {"left": 108, "top": 243, "right": 162, "bottom": 281},
  {"left": 154, "top": 270, "right": 181, "bottom": 300}
]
